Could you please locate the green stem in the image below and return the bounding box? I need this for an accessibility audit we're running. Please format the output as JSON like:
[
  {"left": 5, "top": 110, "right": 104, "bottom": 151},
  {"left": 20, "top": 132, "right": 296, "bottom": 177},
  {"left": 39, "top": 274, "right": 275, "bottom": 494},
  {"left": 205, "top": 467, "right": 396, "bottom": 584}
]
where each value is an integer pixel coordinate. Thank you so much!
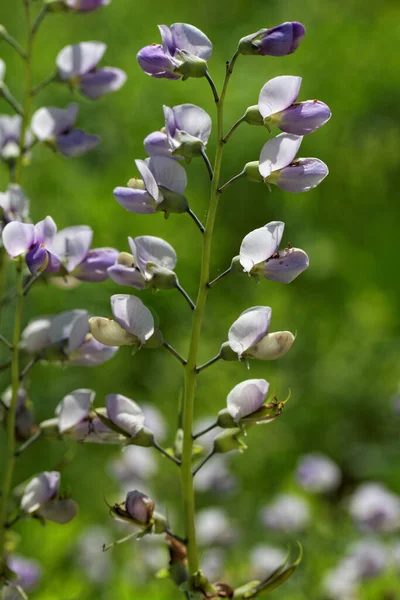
[
  {"left": 222, "top": 115, "right": 246, "bottom": 144},
  {"left": 218, "top": 170, "right": 245, "bottom": 194},
  {"left": 30, "top": 71, "right": 58, "bottom": 97},
  {"left": 180, "top": 51, "right": 239, "bottom": 576},
  {"left": 192, "top": 450, "right": 215, "bottom": 477},
  {"left": 0, "top": 84, "right": 24, "bottom": 116},
  {"left": 196, "top": 353, "right": 221, "bottom": 374},
  {"left": 207, "top": 265, "right": 232, "bottom": 288},
  {"left": 0, "top": 259, "right": 23, "bottom": 574},
  {"left": 0, "top": 27, "right": 27, "bottom": 60}
]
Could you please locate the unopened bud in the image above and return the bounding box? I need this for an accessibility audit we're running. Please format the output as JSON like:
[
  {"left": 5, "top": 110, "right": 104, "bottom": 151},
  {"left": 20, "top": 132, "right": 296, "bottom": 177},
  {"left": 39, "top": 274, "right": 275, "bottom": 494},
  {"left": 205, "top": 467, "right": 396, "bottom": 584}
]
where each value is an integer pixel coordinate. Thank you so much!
[
  {"left": 174, "top": 50, "right": 208, "bottom": 80},
  {"left": 212, "top": 583, "right": 234, "bottom": 598},
  {"left": 238, "top": 29, "right": 269, "bottom": 55},
  {"left": 247, "top": 331, "right": 295, "bottom": 360},
  {"left": 213, "top": 428, "right": 247, "bottom": 454},
  {"left": 153, "top": 511, "right": 168, "bottom": 534},
  {"left": 158, "top": 187, "right": 189, "bottom": 215},
  {"left": 243, "top": 105, "right": 264, "bottom": 126},
  {"left": 125, "top": 490, "right": 155, "bottom": 525}
]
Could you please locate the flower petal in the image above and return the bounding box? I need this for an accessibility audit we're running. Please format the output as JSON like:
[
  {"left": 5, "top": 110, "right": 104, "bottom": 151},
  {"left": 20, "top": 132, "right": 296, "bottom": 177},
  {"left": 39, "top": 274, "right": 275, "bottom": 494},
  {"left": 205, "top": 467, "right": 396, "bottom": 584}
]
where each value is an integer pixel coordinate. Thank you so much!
[
  {"left": 51, "top": 225, "right": 93, "bottom": 272},
  {"left": 135, "top": 159, "right": 161, "bottom": 201},
  {"left": 144, "top": 131, "right": 172, "bottom": 158},
  {"left": 227, "top": 379, "right": 269, "bottom": 422},
  {"left": 129, "top": 235, "right": 177, "bottom": 273},
  {"left": 249, "top": 330, "right": 295, "bottom": 360},
  {"left": 39, "top": 498, "right": 78, "bottom": 524},
  {"left": 49, "top": 309, "right": 89, "bottom": 353},
  {"left": 111, "top": 294, "right": 154, "bottom": 343},
  {"left": 264, "top": 247, "right": 309, "bottom": 283},
  {"left": 106, "top": 393, "right": 145, "bottom": 437},
  {"left": 21, "top": 471, "right": 60, "bottom": 513},
  {"left": 147, "top": 156, "right": 187, "bottom": 194},
  {"left": 259, "top": 133, "right": 303, "bottom": 179},
  {"left": 170, "top": 23, "right": 213, "bottom": 60},
  {"left": 68, "top": 334, "right": 118, "bottom": 365},
  {"left": 56, "top": 42, "right": 106, "bottom": 79},
  {"left": 113, "top": 187, "right": 157, "bottom": 214},
  {"left": 57, "top": 129, "right": 100, "bottom": 157},
  {"left": 56, "top": 389, "right": 95, "bottom": 433},
  {"left": 239, "top": 221, "right": 284, "bottom": 272},
  {"left": 34, "top": 216, "right": 57, "bottom": 247},
  {"left": 31, "top": 104, "right": 79, "bottom": 140},
  {"left": 79, "top": 67, "right": 127, "bottom": 100},
  {"left": 278, "top": 100, "right": 331, "bottom": 135},
  {"left": 258, "top": 76, "right": 302, "bottom": 120},
  {"left": 107, "top": 263, "right": 146, "bottom": 289},
  {"left": 276, "top": 158, "right": 329, "bottom": 192},
  {"left": 228, "top": 306, "right": 272, "bottom": 357},
  {"left": 2, "top": 221, "right": 35, "bottom": 257},
  {"left": 88, "top": 317, "right": 138, "bottom": 346},
  {"left": 172, "top": 104, "right": 212, "bottom": 144},
  {"left": 136, "top": 44, "right": 180, "bottom": 79},
  {"left": 74, "top": 247, "right": 118, "bottom": 282},
  {"left": 25, "top": 243, "right": 48, "bottom": 275}
]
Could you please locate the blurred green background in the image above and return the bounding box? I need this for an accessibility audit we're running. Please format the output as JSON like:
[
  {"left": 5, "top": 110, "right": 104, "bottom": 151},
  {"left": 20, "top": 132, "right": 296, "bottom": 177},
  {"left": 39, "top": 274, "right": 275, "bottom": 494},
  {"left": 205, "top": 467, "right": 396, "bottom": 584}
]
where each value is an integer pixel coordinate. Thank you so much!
[{"left": 1, "top": 0, "right": 400, "bottom": 598}]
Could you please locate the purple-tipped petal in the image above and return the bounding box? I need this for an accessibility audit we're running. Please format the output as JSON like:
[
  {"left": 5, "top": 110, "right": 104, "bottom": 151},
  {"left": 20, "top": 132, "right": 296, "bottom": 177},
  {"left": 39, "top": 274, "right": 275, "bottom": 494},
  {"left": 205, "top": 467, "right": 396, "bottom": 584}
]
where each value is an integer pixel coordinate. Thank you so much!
[
  {"left": 56, "top": 41, "right": 106, "bottom": 79},
  {"left": 106, "top": 393, "right": 145, "bottom": 437},
  {"left": 79, "top": 67, "right": 127, "bottom": 100},
  {"left": 69, "top": 334, "right": 118, "bottom": 365},
  {"left": 239, "top": 221, "right": 284, "bottom": 273},
  {"left": 57, "top": 129, "right": 100, "bottom": 157},
  {"left": 25, "top": 243, "right": 48, "bottom": 274},
  {"left": 135, "top": 159, "right": 161, "bottom": 201},
  {"left": 275, "top": 158, "right": 329, "bottom": 192},
  {"left": 170, "top": 23, "right": 213, "bottom": 60},
  {"left": 34, "top": 216, "right": 57, "bottom": 247},
  {"left": 31, "top": 104, "right": 79, "bottom": 140},
  {"left": 74, "top": 247, "right": 118, "bottom": 282},
  {"left": 56, "top": 389, "right": 95, "bottom": 433},
  {"left": 158, "top": 24, "right": 176, "bottom": 54},
  {"left": 259, "top": 133, "right": 303, "bottom": 179},
  {"left": 21, "top": 471, "right": 60, "bottom": 513},
  {"left": 65, "top": 0, "right": 111, "bottom": 11},
  {"left": 111, "top": 294, "right": 154, "bottom": 343},
  {"left": 227, "top": 379, "right": 269, "bottom": 422},
  {"left": 44, "top": 251, "right": 61, "bottom": 274},
  {"left": 278, "top": 100, "right": 332, "bottom": 135},
  {"left": 2, "top": 221, "right": 35, "bottom": 257},
  {"left": 129, "top": 235, "right": 177, "bottom": 274},
  {"left": 172, "top": 103, "right": 212, "bottom": 145},
  {"left": 136, "top": 44, "right": 179, "bottom": 79},
  {"left": 147, "top": 156, "right": 187, "bottom": 194},
  {"left": 258, "top": 76, "right": 302, "bottom": 120},
  {"left": 51, "top": 225, "right": 93, "bottom": 272},
  {"left": 107, "top": 264, "right": 146, "bottom": 289},
  {"left": 259, "top": 22, "right": 305, "bottom": 56},
  {"left": 144, "top": 131, "right": 172, "bottom": 158},
  {"left": 264, "top": 247, "right": 309, "bottom": 283},
  {"left": 228, "top": 306, "right": 272, "bottom": 357},
  {"left": 113, "top": 187, "right": 157, "bottom": 214}
]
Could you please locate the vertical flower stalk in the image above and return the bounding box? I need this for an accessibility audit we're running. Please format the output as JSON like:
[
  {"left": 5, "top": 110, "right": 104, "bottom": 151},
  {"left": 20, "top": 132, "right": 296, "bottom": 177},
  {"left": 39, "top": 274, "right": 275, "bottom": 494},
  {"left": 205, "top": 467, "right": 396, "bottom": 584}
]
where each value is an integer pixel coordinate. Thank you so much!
[{"left": 180, "top": 51, "right": 239, "bottom": 576}]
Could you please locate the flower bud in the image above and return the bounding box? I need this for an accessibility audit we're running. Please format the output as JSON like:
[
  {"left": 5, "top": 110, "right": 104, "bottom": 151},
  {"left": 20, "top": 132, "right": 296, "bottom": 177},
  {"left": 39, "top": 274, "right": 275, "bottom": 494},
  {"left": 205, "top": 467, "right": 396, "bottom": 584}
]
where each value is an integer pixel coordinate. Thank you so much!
[
  {"left": 247, "top": 331, "right": 295, "bottom": 360},
  {"left": 125, "top": 490, "right": 155, "bottom": 525},
  {"left": 243, "top": 161, "right": 263, "bottom": 183},
  {"left": 88, "top": 317, "right": 139, "bottom": 347},
  {"left": 243, "top": 105, "right": 264, "bottom": 126},
  {"left": 212, "top": 583, "right": 234, "bottom": 598},
  {"left": 117, "top": 251, "right": 135, "bottom": 267},
  {"left": 174, "top": 50, "right": 208, "bottom": 80},
  {"left": 239, "top": 22, "right": 305, "bottom": 57},
  {"left": 213, "top": 428, "right": 247, "bottom": 454}
]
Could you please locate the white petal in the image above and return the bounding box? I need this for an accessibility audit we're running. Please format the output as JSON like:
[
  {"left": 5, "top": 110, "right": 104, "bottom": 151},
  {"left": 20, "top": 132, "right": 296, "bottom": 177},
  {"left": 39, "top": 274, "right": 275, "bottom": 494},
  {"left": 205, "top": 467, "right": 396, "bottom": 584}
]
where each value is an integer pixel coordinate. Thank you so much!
[
  {"left": 228, "top": 306, "right": 272, "bottom": 357},
  {"left": 56, "top": 41, "right": 106, "bottom": 79},
  {"left": 56, "top": 389, "right": 95, "bottom": 433},
  {"left": 50, "top": 225, "right": 93, "bottom": 272},
  {"left": 31, "top": 105, "right": 79, "bottom": 140},
  {"left": 34, "top": 216, "right": 57, "bottom": 247},
  {"left": 2, "top": 222, "right": 34, "bottom": 257},
  {"left": 21, "top": 472, "right": 60, "bottom": 513},
  {"left": 21, "top": 318, "right": 52, "bottom": 354},
  {"left": 172, "top": 103, "right": 212, "bottom": 144},
  {"left": 129, "top": 235, "right": 177, "bottom": 274},
  {"left": 135, "top": 159, "right": 161, "bottom": 201},
  {"left": 249, "top": 330, "right": 295, "bottom": 360},
  {"left": 88, "top": 316, "right": 138, "bottom": 346},
  {"left": 0, "top": 59, "right": 5, "bottom": 83},
  {"left": 227, "top": 379, "right": 269, "bottom": 422},
  {"left": 49, "top": 309, "right": 88, "bottom": 351},
  {"left": 170, "top": 23, "right": 213, "bottom": 60},
  {"left": 239, "top": 221, "right": 284, "bottom": 272},
  {"left": 258, "top": 76, "right": 302, "bottom": 119},
  {"left": 106, "top": 393, "right": 145, "bottom": 437},
  {"left": 111, "top": 294, "right": 154, "bottom": 343},
  {"left": 259, "top": 133, "right": 303, "bottom": 179},
  {"left": 147, "top": 156, "right": 187, "bottom": 195}
]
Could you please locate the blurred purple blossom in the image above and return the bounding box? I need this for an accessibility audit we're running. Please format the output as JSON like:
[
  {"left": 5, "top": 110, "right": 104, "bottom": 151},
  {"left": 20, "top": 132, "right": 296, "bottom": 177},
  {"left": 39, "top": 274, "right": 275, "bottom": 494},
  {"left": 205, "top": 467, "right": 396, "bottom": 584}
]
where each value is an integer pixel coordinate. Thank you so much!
[
  {"left": 261, "top": 494, "right": 310, "bottom": 532},
  {"left": 0, "top": 185, "right": 30, "bottom": 230},
  {"left": 196, "top": 508, "right": 238, "bottom": 547},
  {"left": 7, "top": 555, "right": 41, "bottom": 592},
  {"left": 0, "top": 115, "right": 33, "bottom": 161},
  {"left": 65, "top": 0, "right": 111, "bottom": 11},
  {"left": 296, "top": 453, "right": 342, "bottom": 493},
  {"left": 249, "top": 545, "right": 287, "bottom": 581},
  {"left": 20, "top": 471, "right": 78, "bottom": 524},
  {"left": 348, "top": 482, "right": 400, "bottom": 532}
]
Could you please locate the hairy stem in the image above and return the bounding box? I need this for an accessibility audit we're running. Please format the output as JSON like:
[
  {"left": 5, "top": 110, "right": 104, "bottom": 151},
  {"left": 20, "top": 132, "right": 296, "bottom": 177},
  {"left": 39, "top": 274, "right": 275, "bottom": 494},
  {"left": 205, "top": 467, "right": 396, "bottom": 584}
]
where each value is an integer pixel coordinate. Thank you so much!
[
  {"left": 180, "top": 51, "right": 239, "bottom": 576},
  {"left": 0, "top": 260, "right": 23, "bottom": 574}
]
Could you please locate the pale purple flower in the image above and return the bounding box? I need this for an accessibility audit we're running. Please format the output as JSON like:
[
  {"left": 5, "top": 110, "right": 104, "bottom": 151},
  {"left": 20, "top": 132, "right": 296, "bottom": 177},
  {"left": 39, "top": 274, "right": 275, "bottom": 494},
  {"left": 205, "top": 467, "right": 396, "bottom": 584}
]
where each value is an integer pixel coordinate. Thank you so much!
[
  {"left": 141, "top": 403, "right": 167, "bottom": 442},
  {"left": 258, "top": 133, "right": 328, "bottom": 192},
  {"left": 349, "top": 482, "right": 400, "bottom": 532},
  {"left": 20, "top": 471, "right": 78, "bottom": 524},
  {"left": 239, "top": 220, "right": 309, "bottom": 282},
  {"left": 2, "top": 216, "right": 61, "bottom": 275},
  {"left": 137, "top": 23, "right": 212, "bottom": 80},
  {"left": 125, "top": 490, "right": 155, "bottom": 524},
  {"left": 226, "top": 379, "right": 269, "bottom": 423},
  {"left": 196, "top": 508, "right": 237, "bottom": 547},
  {"left": 7, "top": 555, "right": 41, "bottom": 592},
  {"left": 0, "top": 185, "right": 30, "bottom": 228},
  {"left": 345, "top": 539, "right": 388, "bottom": 580},
  {"left": 250, "top": 545, "right": 287, "bottom": 581},
  {"left": 113, "top": 156, "right": 187, "bottom": 215},
  {"left": 261, "top": 493, "right": 310, "bottom": 532},
  {"left": 145, "top": 104, "right": 211, "bottom": 160},
  {"left": 108, "top": 235, "right": 177, "bottom": 290},
  {"left": 296, "top": 453, "right": 342, "bottom": 493},
  {"left": 89, "top": 294, "right": 154, "bottom": 348},
  {"left": 0, "top": 115, "right": 33, "bottom": 161},
  {"left": 106, "top": 394, "right": 145, "bottom": 438},
  {"left": 65, "top": 0, "right": 110, "bottom": 11},
  {"left": 50, "top": 224, "right": 118, "bottom": 282},
  {"left": 1, "top": 385, "right": 34, "bottom": 441},
  {"left": 226, "top": 306, "right": 295, "bottom": 360},
  {"left": 240, "top": 22, "right": 305, "bottom": 57},
  {"left": 322, "top": 562, "right": 359, "bottom": 600},
  {"left": 31, "top": 105, "right": 100, "bottom": 157},
  {"left": 56, "top": 42, "right": 126, "bottom": 100},
  {"left": 258, "top": 76, "right": 331, "bottom": 135}
]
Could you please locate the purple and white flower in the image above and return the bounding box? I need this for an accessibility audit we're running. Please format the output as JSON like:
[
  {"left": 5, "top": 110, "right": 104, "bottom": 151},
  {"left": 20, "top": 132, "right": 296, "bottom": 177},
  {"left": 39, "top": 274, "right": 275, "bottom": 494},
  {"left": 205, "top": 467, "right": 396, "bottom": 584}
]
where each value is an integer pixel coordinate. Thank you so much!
[
  {"left": 261, "top": 493, "right": 310, "bottom": 532},
  {"left": 7, "top": 555, "right": 41, "bottom": 592},
  {"left": 20, "top": 471, "right": 78, "bottom": 524},
  {"left": 137, "top": 23, "right": 212, "bottom": 80},
  {"left": 0, "top": 115, "right": 33, "bottom": 161},
  {"left": 125, "top": 490, "right": 155, "bottom": 524},
  {"left": 348, "top": 482, "right": 400, "bottom": 532},
  {"left": 31, "top": 104, "right": 100, "bottom": 157},
  {"left": 64, "top": 0, "right": 110, "bottom": 11},
  {"left": 56, "top": 42, "right": 126, "bottom": 100},
  {"left": 1, "top": 385, "right": 34, "bottom": 441},
  {"left": 296, "top": 453, "right": 342, "bottom": 493},
  {"left": 145, "top": 104, "right": 211, "bottom": 161},
  {"left": 0, "top": 185, "right": 30, "bottom": 229},
  {"left": 238, "top": 220, "right": 309, "bottom": 282},
  {"left": 258, "top": 76, "right": 331, "bottom": 135},
  {"left": 239, "top": 22, "right": 305, "bottom": 57},
  {"left": 108, "top": 235, "right": 177, "bottom": 290},
  {"left": 2, "top": 216, "right": 61, "bottom": 275},
  {"left": 258, "top": 132, "right": 328, "bottom": 192},
  {"left": 225, "top": 379, "right": 269, "bottom": 424},
  {"left": 224, "top": 306, "right": 295, "bottom": 361},
  {"left": 196, "top": 508, "right": 237, "bottom": 547},
  {"left": 89, "top": 294, "right": 154, "bottom": 348},
  {"left": 113, "top": 156, "right": 187, "bottom": 216}
]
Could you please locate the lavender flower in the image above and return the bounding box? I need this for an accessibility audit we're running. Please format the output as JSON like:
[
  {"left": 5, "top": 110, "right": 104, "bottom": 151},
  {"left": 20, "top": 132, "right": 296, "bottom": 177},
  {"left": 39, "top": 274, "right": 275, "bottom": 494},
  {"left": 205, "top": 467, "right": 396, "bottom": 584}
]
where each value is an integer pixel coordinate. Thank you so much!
[
  {"left": 261, "top": 493, "right": 310, "bottom": 532},
  {"left": 1, "top": 385, "right": 34, "bottom": 441},
  {"left": 345, "top": 539, "right": 388, "bottom": 580},
  {"left": 322, "top": 562, "right": 359, "bottom": 600},
  {"left": 196, "top": 508, "right": 237, "bottom": 547},
  {"left": 0, "top": 115, "right": 33, "bottom": 161},
  {"left": 89, "top": 294, "right": 154, "bottom": 348},
  {"left": 348, "top": 482, "right": 400, "bottom": 532},
  {"left": 145, "top": 104, "right": 212, "bottom": 162},
  {"left": 137, "top": 23, "right": 212, "bottom": 80},
  {"left": 51, "top": 224, "right": 118, "bottom": 282},
  {"left": 238, "top": 220, "right": 309, "bottom": 282},
  {"left": 239, "top": 22, "right": 305, "bottom": 57},
  {"left": 296, "top": 453, "right": 342, "bottom": 493},
  {"left": 7, "top": 555, "right": 41, "bottom": 592},
  {"left": 2, "top": 216, "right": 61, "bottom": 275},
  {"left": 258, "top": 76, "right": 331, "bottom": 135},
  {"left": 106, "top": 393, "right": 146, "bottom": 439},
  {"left": 20, "top": 471, "right": 78, "bottom": 524},
  {"left": 0, "top": 185, "right": 30, "bottom": 229},
  {"left": 113, "top": 156, "right": 188, "bottom": 216},
  {"left": 56, "top": 42, "right": 126, "bottom": 99},
  {"left": 257, "top": 132, "right": 329, "bottom": 192},
  {"left": 64, "top": 0, "right": 111, "bottom": 11},
  {"left": 108, "top": 235, "right": 177, "bottom": 290},
  {"left": 31, "top": 105, "right": 100, "bottom": 157},
  {"left": 222, "top": 306, "right": 295, "bottom": 361}
]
